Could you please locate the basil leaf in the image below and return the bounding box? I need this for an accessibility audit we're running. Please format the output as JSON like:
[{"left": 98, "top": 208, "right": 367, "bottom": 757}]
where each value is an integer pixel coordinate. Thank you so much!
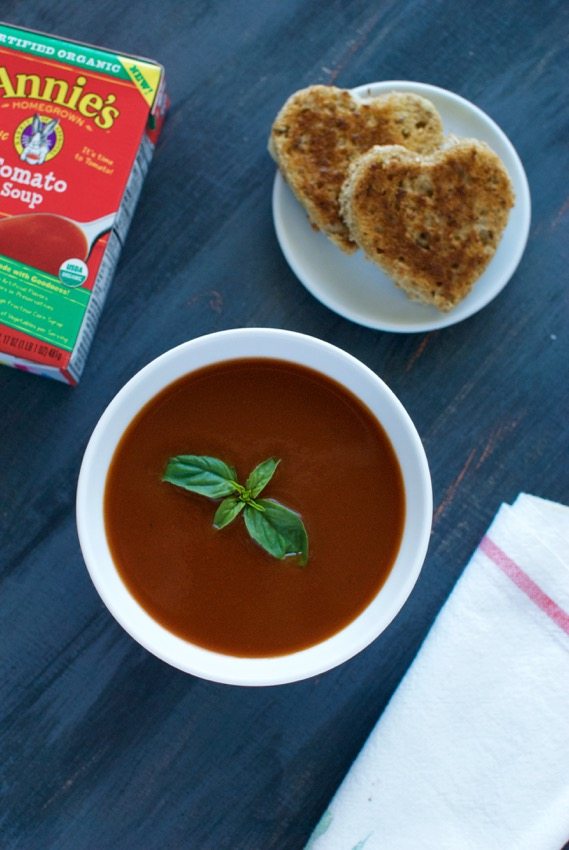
[
  {"left": 163, "top": 455, "right": 239, "bottom": 499},
  {"left": 245, "top": 457, "right": 280, "bottom": 498},
  {"left": 243, "top": 499, "right": 308, "bottom": 565},
  {"left": 163, "top": 453, "right": 310, "bottom": 565},
  {"left": 213, "top": 497, "right": 245, "bottom": 529}
]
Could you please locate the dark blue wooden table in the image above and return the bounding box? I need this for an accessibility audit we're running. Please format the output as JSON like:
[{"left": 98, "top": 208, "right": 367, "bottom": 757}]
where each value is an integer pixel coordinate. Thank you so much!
[{"left": 1, "top": 2, "right": 567, "bottom": 848}]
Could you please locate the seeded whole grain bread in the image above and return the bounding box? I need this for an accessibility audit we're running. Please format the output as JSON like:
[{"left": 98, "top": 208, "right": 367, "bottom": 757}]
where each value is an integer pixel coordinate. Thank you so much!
[
  {"left": 269, "top": 85, "right": 444, "bottom": 252},
  {"left": 339, "top": 138, "right": 515, "bottom": 311}
]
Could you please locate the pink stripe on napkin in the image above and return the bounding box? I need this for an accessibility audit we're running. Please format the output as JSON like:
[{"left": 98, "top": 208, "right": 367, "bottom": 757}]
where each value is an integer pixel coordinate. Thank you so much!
[{"left": 481, "top": 535, "right": 569, "bottom": 636}]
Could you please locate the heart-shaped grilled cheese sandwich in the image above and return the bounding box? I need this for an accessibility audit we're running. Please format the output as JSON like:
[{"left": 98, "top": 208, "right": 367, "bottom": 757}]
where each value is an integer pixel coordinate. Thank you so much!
[
  {"left": 269, "top": 85, "right": 444, "bottom": 252},
  {"left": 340, "top": 138, "right": 515, "bottom": 311}
]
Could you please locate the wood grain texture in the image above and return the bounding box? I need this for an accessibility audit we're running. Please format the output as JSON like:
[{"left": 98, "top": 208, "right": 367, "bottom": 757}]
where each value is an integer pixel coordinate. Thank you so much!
[{"left": 0, "top": 1, "right": 568, "bottom": 847}]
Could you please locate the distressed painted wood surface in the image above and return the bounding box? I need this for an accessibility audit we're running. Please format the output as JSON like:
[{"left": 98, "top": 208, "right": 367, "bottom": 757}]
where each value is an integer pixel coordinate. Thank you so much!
[{"left": 1, "top": 2, "right": 567, "bottom": 848}]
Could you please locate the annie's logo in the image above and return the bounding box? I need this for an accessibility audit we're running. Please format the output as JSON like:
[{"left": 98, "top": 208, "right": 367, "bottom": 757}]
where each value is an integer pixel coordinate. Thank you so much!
[
  {"left": 16, "top": 114, "right": 63, "bottom": 164},
  {"left": 0, "top": 67, "right": 120, "bottom": 129}
]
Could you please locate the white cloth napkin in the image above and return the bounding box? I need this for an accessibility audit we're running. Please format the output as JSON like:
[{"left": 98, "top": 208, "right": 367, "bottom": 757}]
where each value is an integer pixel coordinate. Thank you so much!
[{"left": 307, "top": 494, "right": 569, "bottom": 850}]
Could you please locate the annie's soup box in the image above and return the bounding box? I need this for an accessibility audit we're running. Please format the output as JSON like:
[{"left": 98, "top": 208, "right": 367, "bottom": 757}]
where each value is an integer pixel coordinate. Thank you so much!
[{"left": 0, "top": 23, "right": 167, "bottom": 384}]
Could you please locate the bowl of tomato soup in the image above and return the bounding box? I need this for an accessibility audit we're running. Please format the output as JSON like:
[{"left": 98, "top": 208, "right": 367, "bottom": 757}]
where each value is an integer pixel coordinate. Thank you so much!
[{"left": 77, "top": 329, "right": 432, "bottom": 685}]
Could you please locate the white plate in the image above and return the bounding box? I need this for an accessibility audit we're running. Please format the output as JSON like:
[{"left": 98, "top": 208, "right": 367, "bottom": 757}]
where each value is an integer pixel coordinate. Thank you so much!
[{"left": 272, "top": 80, "right": 531, "bottom": 332}]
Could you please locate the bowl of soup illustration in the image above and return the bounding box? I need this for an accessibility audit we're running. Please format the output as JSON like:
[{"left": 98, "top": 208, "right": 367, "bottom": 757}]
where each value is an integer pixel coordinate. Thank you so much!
[
  {"left": 77, "top": 329, "right": 432, "bottom": 685},
  {"left": 0, "top": 213, "right": 87, "bottom": 275},
  {"left": 0, "top": 212, "right": 115, "bottom": 276}
]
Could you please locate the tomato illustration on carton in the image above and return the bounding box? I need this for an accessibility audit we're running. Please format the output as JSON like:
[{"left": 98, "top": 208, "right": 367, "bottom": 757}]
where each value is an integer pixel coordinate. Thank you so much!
[{"left": 0, "top": 23, "right": 167, "bottom": 384}]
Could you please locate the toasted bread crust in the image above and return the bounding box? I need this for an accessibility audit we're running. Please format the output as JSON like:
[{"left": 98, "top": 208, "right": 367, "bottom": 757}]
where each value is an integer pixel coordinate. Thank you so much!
[
  {"left": 269, "top": 85, "right": 444, "bottom": 252},
  {"left": 340, "top": 139, "right": 515, "bottom": 311}
]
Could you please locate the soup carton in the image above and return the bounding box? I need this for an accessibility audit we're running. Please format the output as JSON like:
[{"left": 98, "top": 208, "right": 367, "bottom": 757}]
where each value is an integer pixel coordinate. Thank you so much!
[{"left": 0, "top": 23, "right": 167, "bottom": 384}]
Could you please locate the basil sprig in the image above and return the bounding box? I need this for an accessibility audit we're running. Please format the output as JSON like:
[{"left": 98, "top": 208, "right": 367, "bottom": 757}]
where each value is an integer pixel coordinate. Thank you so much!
[{"left": 163, "top": 455, "right": 308, "bottom": 566}]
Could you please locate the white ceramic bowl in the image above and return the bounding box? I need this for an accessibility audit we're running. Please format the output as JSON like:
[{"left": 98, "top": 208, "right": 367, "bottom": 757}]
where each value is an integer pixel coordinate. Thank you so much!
[{"left": 77, "top": 329, "right": 432, "bottom": 685}]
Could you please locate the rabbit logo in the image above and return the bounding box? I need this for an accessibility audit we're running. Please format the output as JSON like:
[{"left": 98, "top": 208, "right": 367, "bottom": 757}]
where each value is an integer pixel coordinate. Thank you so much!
[{"left": 14, "top": 114, "right": 64, "bottom": 165}]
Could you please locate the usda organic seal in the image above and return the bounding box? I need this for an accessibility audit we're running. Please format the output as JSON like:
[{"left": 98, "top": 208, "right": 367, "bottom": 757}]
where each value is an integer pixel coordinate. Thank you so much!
[{"left": 59, "top": 258, "right": 88, "bottom": 287}]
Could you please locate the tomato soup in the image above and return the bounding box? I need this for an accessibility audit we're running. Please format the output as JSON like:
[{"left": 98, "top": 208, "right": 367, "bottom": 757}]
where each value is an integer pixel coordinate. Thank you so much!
[
  {"left": 0, "top": 23, "right": 167, "bottom": 383},
  {"left": 104, "top": 359, "right": 406, "bottom": 657}
]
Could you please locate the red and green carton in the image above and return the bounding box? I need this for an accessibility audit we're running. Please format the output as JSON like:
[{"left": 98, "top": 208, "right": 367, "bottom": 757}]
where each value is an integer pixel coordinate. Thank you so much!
[{"left": 0, "top": 23, "right": 167, "bottom": 384}]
